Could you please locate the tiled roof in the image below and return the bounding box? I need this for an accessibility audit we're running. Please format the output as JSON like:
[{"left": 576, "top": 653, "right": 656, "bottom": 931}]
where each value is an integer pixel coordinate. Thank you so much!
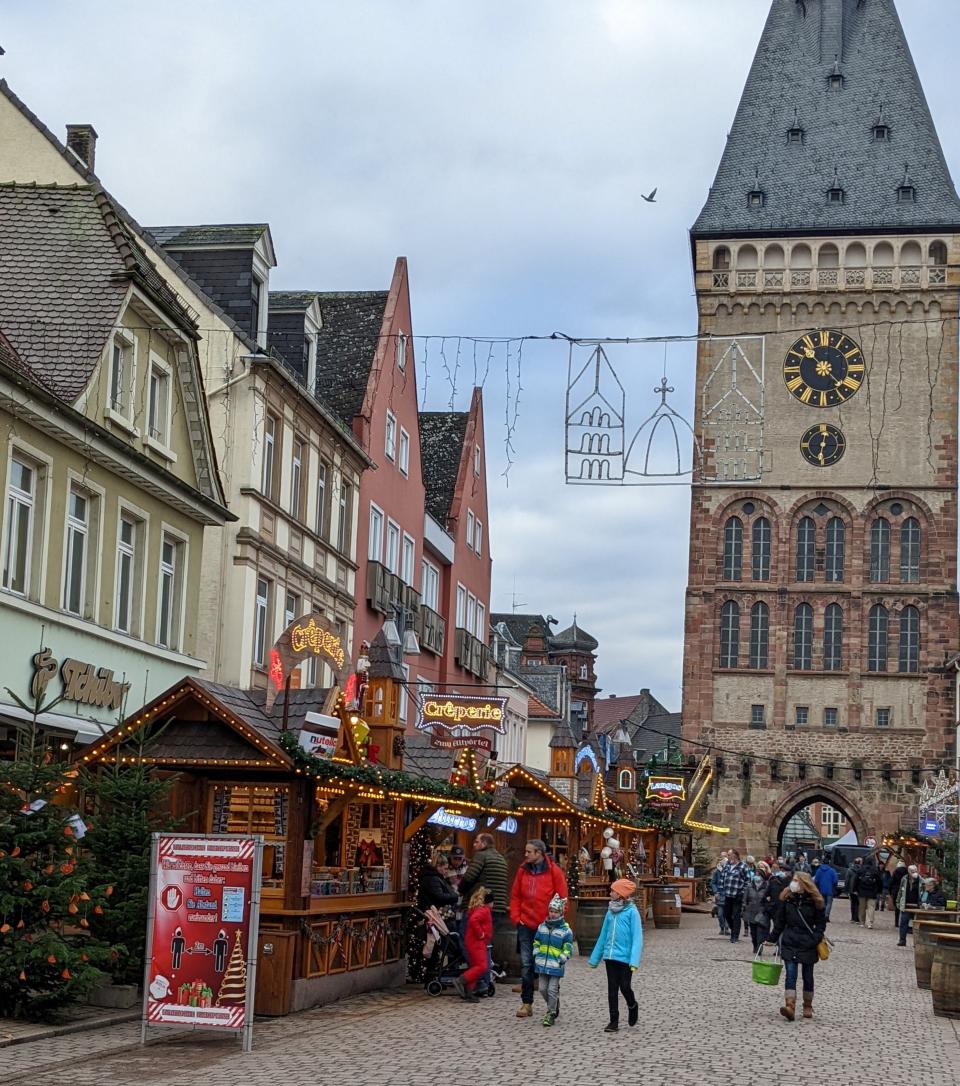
[
  {"left": 551, "top": 618, "right": 598, "bottom": 652},
  {"left": 193, "top": 679, "right": 330, "bottom": 748},
  {"left": 527, "top": 694, "right": 556, "bottom": 719},
  {"left": 518, "top": 665, "right": 564, "bottom": 714},
  {"left": 269, "top": 291, "right": 319, "bottom": 312},
  {"left": 549, "top": 716, "right": 577, "bottom": 749},
  {"left": 593, "top": 690, "right": 672, "bottom": 735},
  {"left": 0, "top": 183, "right": 132, "bottom": 401},
  {"left": 490, "top": 613, "right": 553, "bottom": 647},
  {"left": 693, "top": 0, "right": 960, "bottom": 236},
  {"left": 314, "top": 291, "right": 389, "bottom": 426},
  {"left": 402, "top": 731, "right": 456, "bottom": 782},
  {"left": 146, "top": 224, "right": 269, "bottom": 248},
  {"left": 419, "top": 411, "right": 468, "bottom": 522}
]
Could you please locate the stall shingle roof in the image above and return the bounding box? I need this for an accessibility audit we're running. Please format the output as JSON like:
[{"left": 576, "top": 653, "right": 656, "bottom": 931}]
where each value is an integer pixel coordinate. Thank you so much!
[{"left": 402, "top": 730, "right": 455, "bottom": 781}]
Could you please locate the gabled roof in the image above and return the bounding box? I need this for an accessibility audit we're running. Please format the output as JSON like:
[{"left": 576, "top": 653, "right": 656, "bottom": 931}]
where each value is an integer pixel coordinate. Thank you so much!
[
  {"left": 269, "top": 290, "right": 320, "bottom": 312},
  {"left": 491, "top": 613, "right": 553, "bottom": 647},
  {"left": 593, "top": 694, "right": 646, "bottom": 733},
  {"left": 527, "top": 693, "right": 556, "bottom": 720},
  {"left": 0, "top": 182, "right": 194, "bottom": 401},
  {"left": 693, "top": 0, "right": 960, "bottom": 237},
  {"left": 146, "top": 224, "right": 271, "bottom": 249},
  {"left": 419, "top": 411, "right": 468, "bottom": 522},
  {"left": 402, "top": 730, "right": 456, "bottom": 782},
  {"left": 314, "top": 290, "right": 389, "bottom": 426}
]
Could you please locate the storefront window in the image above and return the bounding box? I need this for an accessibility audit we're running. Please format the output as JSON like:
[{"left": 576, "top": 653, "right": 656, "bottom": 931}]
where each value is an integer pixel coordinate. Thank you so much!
[
  {"left": 210, "top": 784, "right": 288, "bottom": 894},
  {"left": 539, "top": 819, "right": 570, "bottom": 867},
  {"left": 309, "top": 799, "right": 391, "bottom": 898}
]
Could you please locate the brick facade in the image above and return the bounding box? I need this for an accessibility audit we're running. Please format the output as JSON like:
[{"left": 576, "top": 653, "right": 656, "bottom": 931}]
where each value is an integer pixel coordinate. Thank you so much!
[{"left": 682, "top": 252, "right": 960, "bottom": 856}]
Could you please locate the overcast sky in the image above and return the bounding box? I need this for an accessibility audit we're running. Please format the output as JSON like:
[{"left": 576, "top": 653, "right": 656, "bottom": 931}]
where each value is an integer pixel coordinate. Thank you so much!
[{"left": 3, "top": 1, "right": 958, "bottom": 706}]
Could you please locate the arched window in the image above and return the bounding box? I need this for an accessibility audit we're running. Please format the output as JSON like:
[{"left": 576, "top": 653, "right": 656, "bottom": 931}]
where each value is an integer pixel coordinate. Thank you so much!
[
  {"left": 618, "top": 769, "right": 634, "bottom": 791},
  {"left": 713, "top": 247, "right": 731, "bottom": 271},
  {"left": 719, "top": 601, "right": 740, "bottom": 668},
  {"left": 824, "top": 603, "right": 843, "bottom": 671},
  {"left": 825, "top": 517, "right": 845, "bottom": 582},
  {"left": 868, "top": 604, "right": 889, "bottom": 672},
  {"left": 793, "top": 604, "right": 813, "bottom": 670},
  {"left": 900, "top": 517, "right": 920, "bottom": 583},
  {"left": 752, "top": 517, "right": 771, "bottom": 581},
  {"left": 723, "top": 517, "right": 743, "bottom": 581},
  {"left": 899, "top": 605, "right": 920, "bottom": 673},
  {"left": 870, "top": 518, "right": 891, "bottom": 582},
  {"left": 749, "top": 601, "right": 769, "bottom": 669},
  {"left": 930, "top": 240, "right": 948, "bottom": 266},
  {"left": 795, "top": 517, "right": 816, "bottom": 582}
]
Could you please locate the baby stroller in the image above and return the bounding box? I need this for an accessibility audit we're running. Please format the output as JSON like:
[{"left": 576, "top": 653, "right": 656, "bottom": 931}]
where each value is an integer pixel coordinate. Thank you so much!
[{"left": 420, "top": 906, "right": 495, "bottom": 998}]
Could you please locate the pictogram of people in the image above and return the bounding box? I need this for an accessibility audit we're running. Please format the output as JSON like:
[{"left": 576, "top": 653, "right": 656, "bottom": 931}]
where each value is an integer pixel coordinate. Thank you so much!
[
  {"left": 213, "top": 929, "right": 229, "bottom": 973},
  {"left": 171, "top": 926, "right": 186, "bottom": 970}
]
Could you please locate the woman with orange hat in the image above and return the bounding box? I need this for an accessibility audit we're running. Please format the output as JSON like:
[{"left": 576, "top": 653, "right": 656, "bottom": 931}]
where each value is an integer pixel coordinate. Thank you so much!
[{"left": 587, "top": 878, "right": 643, "bottom": 1033}]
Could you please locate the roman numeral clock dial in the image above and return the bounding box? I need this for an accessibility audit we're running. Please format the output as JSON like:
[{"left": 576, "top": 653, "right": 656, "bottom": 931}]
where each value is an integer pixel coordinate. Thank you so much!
[{"left": 782, "top": 328, "right": 865, "bottom": 408}]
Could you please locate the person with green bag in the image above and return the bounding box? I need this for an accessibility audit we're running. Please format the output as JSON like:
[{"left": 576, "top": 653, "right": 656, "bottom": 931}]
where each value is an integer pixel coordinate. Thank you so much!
[{"left": 765, "top": 870, "right": 826, "bottom": 1022}]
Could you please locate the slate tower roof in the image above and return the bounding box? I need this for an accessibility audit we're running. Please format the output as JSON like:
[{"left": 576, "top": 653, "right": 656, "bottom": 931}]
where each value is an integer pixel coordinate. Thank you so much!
[{"left": 692, "top": 0, "right": 960, "bottom": 237}]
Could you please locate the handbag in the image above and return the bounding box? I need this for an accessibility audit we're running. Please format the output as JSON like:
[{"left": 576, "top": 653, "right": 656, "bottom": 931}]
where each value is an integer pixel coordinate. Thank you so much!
[{"left": 796, "top": 899, "right": 831, "bottom": 960}]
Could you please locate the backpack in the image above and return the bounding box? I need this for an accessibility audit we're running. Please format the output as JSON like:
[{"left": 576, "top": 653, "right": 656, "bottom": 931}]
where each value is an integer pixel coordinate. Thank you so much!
[{"left": 856, "top": 866, "right": 880, "bottom": 895}]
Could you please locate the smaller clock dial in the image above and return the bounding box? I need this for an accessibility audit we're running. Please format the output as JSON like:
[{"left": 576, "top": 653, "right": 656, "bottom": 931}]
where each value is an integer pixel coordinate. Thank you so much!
[
  {"left": 800, "top": 423, "right": 846, "bottom": 468},
  {"left": 783, "top": 328, "right": 865, "bottom": 407}
]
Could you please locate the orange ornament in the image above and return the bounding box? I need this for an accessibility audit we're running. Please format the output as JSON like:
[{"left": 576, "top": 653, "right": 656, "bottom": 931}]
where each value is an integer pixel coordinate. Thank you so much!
[
  {"left": 41, "top": 900, "right": 51, "bottom": 913},
  {"left": 93, "top": 905, "right": 103, "bottom": 915},
  {"left": 11, "top": 846, "right": 20, "bottom": 857},
  {"left": 61, "top": 968, "right": 71, "bottom": 979},
  {"left": 16, "top": 919, "right": 24, "bottom": 929},
  {"left": 44, "top": 864, "right": 55, "bottom": 875},
  {"left": 105, "top": 886, "right": 113, "bottom": 897},
  {"left": 60, "top": 864, "right": 74, "bottom": 874},
  {"left": 80, "top": 953, "right": 88, "bottom": 962},
  {"left": 79, "top": 892, "right": 90, "bottom": 902},
  {"left": 19, "top": 971, "right": 26, "bottom": 981},
  {"left": 79, "top": 918, "right": 89, "bottom": 928},
  {"left": 0, "top": 923, "right": 10, "bottom": 934},
  {"left": 63, "top": 826, "right": 73, "bottom": 836},
  {"left": 47, "top": 954, "right": 57, "bottom": 964},
  {"left": 68, "top": 903, "right": 78, "bottom": 915}
]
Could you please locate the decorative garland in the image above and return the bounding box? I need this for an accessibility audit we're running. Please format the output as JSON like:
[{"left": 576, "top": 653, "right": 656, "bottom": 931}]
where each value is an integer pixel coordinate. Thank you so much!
[
  {"left": 583, "top": 805, "right": 673, "bottom": 834},
  {"left": 280, "top": 733, "right": 498, "bottom": 808}
]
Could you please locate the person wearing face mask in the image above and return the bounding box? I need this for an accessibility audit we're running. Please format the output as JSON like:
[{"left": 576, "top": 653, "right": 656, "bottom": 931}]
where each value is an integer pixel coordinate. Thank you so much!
[
  {"left": 588, "top": 879, "right": 643, "bottom": 1033},
  {"left": 766, "top": 870, "right": 826, "bottom": 1021},
  {"left": 896, "top": 865, "right": 923, "bottom": 945},
  {"left": 743, "top": 861, "right": 771, "bottom": 954}
]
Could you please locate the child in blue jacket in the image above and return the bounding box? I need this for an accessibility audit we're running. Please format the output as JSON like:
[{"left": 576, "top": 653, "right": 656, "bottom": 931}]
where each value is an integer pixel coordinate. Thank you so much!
[
  {"left": 588, "top": 878, "right": 643, "bottom": 1033},
  {"left": 533, "top": 893, "right": 573, "bottom": 1026}
]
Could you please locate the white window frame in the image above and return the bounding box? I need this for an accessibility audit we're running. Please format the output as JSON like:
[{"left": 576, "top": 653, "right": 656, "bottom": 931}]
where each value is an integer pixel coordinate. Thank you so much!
[
  {"left": 3, "top": 453, "right": 36, "bottom": 597},
  {"left": 456, "top": 583, "right": 467, "bottom": 629},
  {"left": 474, "top": 519, "right": 483, "bottom": 557},
  {"left": 399, "top": 428, "right": 410, "bottom": 477},
  {"left": 399, "top": 663, "right": 410, "bottom": 722},
  {"left": 466, "top": 510, "right": 475, "bottom": 552},
  {"left": 108, "top": 329, "right": 136, "bottom": 421},
  {"left": 579, "top": 663, "right": 588, "bottom": 680},
  {"left": 476, "top": 601, "right": 486, "bottom": 641},
  {"left": 262, "top": 412, "right": 278, "bottom": 498},
  {"left": 114, "top": 508, "right": 144, "bottom": 635},
  {"left": 385, "top": 411, "right": 397, "bottom": 462},
  {"left": 338, "top": 480, "right": 351, "bottom": 553},
  {"left": 421, "top": 558, "right": 440, "bottom": 611},
  {"left": 386, "top": 519, "right": 401, "bottom": 574},
  {"left": 396, "top": 330, "right": 407, "bottom": 372},
  {"left": 466, "top": 592, "right": 476, "bottom": 636},
  {"left": 291, "top": 436, "right": 305, "bottom": 521},
  {"left": 401, "top": 533, "right": 415, "bottom": 585},
  {"left": 157, "top": 528, "right": 187, "bottom": 650},
  {"left": 316, "top": 460, "right": 328, "bottom": 538},
  {"left": 146, "top": 352, "right": 172, "bottom": 451},
  {"left": 62, "top": 486, "right": 91, "bottom": 615},
  {"left": 474, "top": 444, "right": 481, "bottom": 476},
  {"left": 368, "top": 504, "right": 384, "bottom": 563},
  {"left": 284, "top": 590, "right": 300, "bottom": 629},
  {"left": 253, "top": 576, "right": 272, "bottom": 667}
]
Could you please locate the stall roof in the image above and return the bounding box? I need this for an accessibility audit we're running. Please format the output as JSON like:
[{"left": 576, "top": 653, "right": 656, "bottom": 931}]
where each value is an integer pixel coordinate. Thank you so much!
[{"left": 402, "top": 730, "right": 456, "bottom": 781}]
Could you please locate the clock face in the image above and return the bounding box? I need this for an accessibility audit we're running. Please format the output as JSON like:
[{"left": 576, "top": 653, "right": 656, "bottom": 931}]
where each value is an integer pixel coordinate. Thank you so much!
[
  {"left": 783, "top": 329, "right": 865, "bottom": 407},
  {"left": 800, "top": 423, "right": 846, "bottom": 467}
]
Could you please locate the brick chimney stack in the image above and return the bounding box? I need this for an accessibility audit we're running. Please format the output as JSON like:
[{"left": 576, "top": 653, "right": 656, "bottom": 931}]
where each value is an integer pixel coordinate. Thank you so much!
[{"left": 65, "top": 124, "right": 98, "bottom": 172}]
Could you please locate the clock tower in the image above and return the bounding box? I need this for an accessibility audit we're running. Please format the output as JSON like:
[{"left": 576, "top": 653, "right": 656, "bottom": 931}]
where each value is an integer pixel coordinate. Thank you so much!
[{"left": 681, "top": 0, "right": 960, "bottom": 855}]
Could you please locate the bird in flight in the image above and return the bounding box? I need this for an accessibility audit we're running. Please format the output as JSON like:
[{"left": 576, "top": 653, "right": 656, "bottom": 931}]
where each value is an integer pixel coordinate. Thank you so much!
[{"left": 641, "top": 188, "right": 658, "bottom": 203}]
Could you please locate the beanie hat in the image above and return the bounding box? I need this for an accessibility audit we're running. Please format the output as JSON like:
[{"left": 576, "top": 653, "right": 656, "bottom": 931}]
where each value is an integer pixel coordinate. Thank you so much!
[
  {"left": 611, "top": 878, "right": 637, "bottom": 899},
  {"left": 547, "top": 893, "right": 567, "bottom": 914}
]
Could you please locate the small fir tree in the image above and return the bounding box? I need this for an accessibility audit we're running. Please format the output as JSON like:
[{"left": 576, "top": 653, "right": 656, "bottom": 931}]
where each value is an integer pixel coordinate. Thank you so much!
[{"left": 0, "top": 687, "right": 118, "bottom": 1019}]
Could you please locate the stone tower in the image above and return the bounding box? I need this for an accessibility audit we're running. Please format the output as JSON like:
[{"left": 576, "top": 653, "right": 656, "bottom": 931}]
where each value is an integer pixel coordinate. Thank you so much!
[{"left": 681, "top": 0, "right": 960, "bottom": 855}]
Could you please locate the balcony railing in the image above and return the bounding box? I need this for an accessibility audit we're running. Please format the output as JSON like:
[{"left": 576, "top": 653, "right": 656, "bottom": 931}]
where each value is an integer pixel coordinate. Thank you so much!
[
  {"left": 711, "top": 264, "right": 946, "bottom": 292},
  {"left": 366, "top": 560, "right": 404, "bottom": 615},
  {"left": 417, "top": 605, "right": 445, "bottom": 655},
  {"left": 455, "top": 628, "right": 489, "bottom": 679}
]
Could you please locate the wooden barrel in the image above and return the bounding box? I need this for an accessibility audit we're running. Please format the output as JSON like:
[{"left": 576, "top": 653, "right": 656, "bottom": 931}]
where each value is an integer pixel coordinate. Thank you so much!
[
  {"left": 914, "top": 921, "right": 960, "bottom": 989},
  {"left": 576, "top": 898, "right": 609, "bottom": 956},
  {"left": 930, "top": 933, "right": 960, "bottom": 1019},
  {"left": 652, "top": 884, "right": 682, "bottom": 929}
]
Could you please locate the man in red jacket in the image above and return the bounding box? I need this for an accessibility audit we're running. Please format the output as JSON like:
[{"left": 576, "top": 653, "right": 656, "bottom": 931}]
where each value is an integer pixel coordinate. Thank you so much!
[{"left": 510, "top": 839, "right": 568, "bottom": 1017}]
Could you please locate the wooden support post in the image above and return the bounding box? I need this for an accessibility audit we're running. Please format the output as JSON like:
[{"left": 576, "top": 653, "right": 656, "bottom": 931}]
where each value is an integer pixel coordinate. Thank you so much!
[{"left": 403, "top": 802, "right": 443, "bottom": 842}]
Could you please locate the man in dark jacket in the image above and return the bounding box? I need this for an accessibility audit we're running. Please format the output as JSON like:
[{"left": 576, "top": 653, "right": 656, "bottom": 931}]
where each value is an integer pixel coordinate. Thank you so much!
[
  {"left": 718, "top": 849, "right": 749, "bottom": 944},
  {"left": 459, "top": 833, "right": 509, "bottom": 912},
  {"left": 896, "top": 864, "right": 923, "bottom": 945},
  {"left": 856, "top": 860, "right": 882, "bottom": 928},
  {"left": 890, "top": 860, "right": 908, "bottom": 926},
  {"left": 846, "top": 858, "right": 863, "bottom": 922}
]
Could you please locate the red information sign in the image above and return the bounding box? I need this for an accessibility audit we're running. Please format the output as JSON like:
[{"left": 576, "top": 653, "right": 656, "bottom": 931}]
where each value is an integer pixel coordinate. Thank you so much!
[{"left": 142, "top": 835, "right": 262, "bottom": 1049}]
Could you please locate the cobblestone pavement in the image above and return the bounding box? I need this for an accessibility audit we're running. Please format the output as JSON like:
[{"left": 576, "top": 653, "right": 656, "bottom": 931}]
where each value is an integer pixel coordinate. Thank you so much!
[{"left": 2, "top": 912, "right": 957, "bottom": 1086}]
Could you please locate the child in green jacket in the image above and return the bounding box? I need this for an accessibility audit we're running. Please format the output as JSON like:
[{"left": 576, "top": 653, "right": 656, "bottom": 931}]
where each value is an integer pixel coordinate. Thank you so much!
[{"left": 533, "top": 894, "right": 573, "bottom": 1026}]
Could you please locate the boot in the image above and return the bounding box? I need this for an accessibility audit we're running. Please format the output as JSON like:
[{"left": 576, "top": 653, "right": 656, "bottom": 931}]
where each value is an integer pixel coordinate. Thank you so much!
[
  {"left": 516, "top": 1003, "right": 532, "bottom": 1018},
  {"left": 779, "top": 994, "right": 796, "bottom": 1022},
  {"left": 802, "top": 993, "right": 813, "bottom": 1019}
]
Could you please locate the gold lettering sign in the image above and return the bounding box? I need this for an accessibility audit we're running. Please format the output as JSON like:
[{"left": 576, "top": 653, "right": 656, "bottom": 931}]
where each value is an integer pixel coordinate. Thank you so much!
[
  {"left": 417, "top": 694, "right": 508, "bottom": 734},
  {"left": 266, "top": 612, "right": 347, "bottom": 712},
  {"left": 289, "top": 619, "right": 345, "bottom": 670},
  {"left": 30, "top": 648, "right": 131, "bottom": 711}
]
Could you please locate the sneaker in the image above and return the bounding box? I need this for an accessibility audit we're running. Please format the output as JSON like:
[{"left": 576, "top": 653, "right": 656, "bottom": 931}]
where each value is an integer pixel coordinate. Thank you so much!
[
  {"left": 453, "top": 976, "right": 466, "bottom": 999},
  {"left": 464, "top": 991, "right": 480, "bottom": 1004},
  {"left": 628, "top": 1003, "right": 638, "bottom": 1027},
  {"left": 604, "top": 1022, "right": 619, "bottom": 1033},
  {"left": 516, "top": 1003, "right": 533, "bottom": 1018},
  {"left": 542, "top": 1012, "right": 555, "bottom": 1027}
]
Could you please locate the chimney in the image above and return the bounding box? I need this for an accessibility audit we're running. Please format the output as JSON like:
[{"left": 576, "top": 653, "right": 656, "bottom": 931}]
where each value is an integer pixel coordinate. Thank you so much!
[{"left": 65, "top": 124, "right": 98, "bottom": 172}]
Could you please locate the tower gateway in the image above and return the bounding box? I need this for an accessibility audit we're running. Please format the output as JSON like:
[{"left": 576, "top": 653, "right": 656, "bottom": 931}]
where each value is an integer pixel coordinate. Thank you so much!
[{"left": 682, "top": 0, "right": 960, "bottom": 855}]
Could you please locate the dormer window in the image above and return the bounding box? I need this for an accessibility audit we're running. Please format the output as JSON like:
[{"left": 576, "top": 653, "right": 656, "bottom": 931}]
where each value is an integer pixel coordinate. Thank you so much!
[
  {"left": 827, "top": 187, "right": 845, "bottom": 204},
  {"left": 873, "top": 123, "right": 890, "bottom": 142},
  {"left": 787, "top": 126, "right": 805, "bottom": 145},
  {"left": 747, "top": 189, "right": 766, "bottom": 208},
  {"left": 828, "top": 60, "right": 844, "bottom": 91},
  {"left": 897, "top": 184, "right": 916, "bottom": 204}
]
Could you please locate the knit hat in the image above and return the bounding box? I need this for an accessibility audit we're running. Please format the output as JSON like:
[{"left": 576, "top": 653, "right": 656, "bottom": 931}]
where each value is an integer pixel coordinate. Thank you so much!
[
  {"left": 547, "top": 893, "right": 567, "bottom": 915},
  {"left": 610, "top": 878, "right": 637, "bottom": 899}
]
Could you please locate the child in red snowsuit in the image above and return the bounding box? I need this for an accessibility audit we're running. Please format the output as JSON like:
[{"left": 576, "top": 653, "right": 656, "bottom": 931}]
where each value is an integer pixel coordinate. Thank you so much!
[{"left": 455, "top": 887, "right": 493, "bottom": 1002}]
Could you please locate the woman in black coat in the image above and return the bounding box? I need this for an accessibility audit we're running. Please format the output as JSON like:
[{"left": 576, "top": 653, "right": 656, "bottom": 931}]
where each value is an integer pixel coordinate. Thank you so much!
[
  {"left": 417, "top": 853, "right": 459, "bottom": 912},
  {"left": 767, "top": 870, "right": 826, "bottom": 1022}
]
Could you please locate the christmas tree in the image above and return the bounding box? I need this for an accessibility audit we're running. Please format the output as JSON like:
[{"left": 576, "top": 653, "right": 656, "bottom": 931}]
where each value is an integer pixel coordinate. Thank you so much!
[
  {"left": 216, "top": 929, "right": 247, "bottom": 1004},
  {"left": 0, "top": 687, "right": 118, "bottom": 1019}
]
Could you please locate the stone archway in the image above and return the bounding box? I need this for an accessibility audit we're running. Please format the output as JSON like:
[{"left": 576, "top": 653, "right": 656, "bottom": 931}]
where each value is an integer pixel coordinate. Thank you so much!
[{"left": 768, "top": 783, "right": 867, "bottom": 856}]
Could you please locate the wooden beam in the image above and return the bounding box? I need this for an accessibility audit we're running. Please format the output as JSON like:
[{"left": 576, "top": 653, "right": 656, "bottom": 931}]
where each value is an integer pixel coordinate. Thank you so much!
[
  {"left": 315, "top": 795, "right": 351, "bottom": 837},
  {"left": 403, "top": 802, "right": 444, "bottom": 842}
]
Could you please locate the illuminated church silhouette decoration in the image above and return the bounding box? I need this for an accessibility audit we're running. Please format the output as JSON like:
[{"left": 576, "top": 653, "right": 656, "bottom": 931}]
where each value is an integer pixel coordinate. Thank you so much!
[{"left": 565, "top": 346, "right": 625, "bottom": 482}]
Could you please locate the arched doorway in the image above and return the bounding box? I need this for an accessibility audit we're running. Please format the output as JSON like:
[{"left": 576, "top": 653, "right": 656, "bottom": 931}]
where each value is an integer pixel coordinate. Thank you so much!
[{"left": 771, "top": 785, "right": 865, "bottom": 859}]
